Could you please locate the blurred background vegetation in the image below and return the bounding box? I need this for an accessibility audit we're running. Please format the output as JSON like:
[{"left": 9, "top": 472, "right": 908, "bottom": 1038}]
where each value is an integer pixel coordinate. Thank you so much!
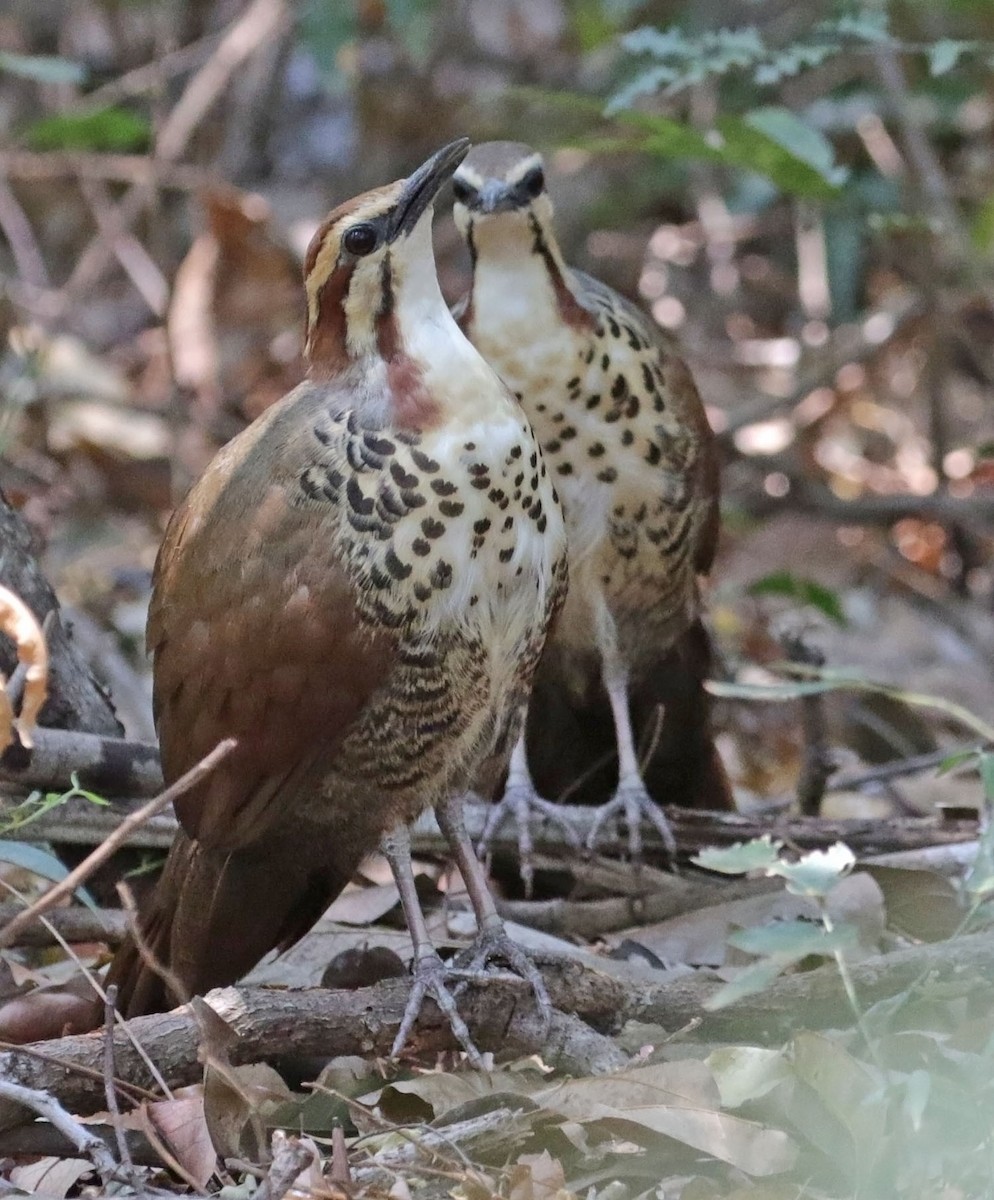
[{"left": 2, "top": 0, "right": 994, "bottom": 811}]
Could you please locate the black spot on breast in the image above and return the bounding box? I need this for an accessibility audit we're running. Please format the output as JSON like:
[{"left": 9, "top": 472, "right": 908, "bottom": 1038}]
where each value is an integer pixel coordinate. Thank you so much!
[
  {"left": 503, "top": 515, "right": 514, "bottom": 531},
  {"left": 514, "top": 472, "right": 524, "bottom": 487},
  {"left": 600, "top": 354, "right": 610, "bottom": 371},
  {"left": 414, "top": 582, "right": 433, "bottom": 602},
  {"left": 347, "top": 477, "right": 373, "bottom": 514},
  {"left": 390, "top": 461, "right": 419, "bottom": 489},
  {"left": 608, "top": 318, "right": 621, "bottom": 338},
  {"left": 642, "top": 363, "right": 656, "bottom": 393},
  {"left": 439, "top": 499, "right": 464, "bottom": 518},
  {"left": 412, "top": 537, "right": 431, "bottom": 556},
  {"left": 585, "top": 394, "right": 601, "bottom": 410},
  {"left": 470, "top": 476, "right": 491, "bottom": 489},
  {"left": 400, "top": 489, "right": 426, "bottom": 509},
  {"left": 529, "top": 451, "right": 538, "bottom": 468},
  {"left": 621, "top": 429, "right": 635, "bottom": 446},
  {"left": 430, "top": 560, "right": 453, "bottom": 589},
  {"left": 430, "top": 479, "right": 457, "bottom": 496},
  {"left": 410, "top": 448, "right": 439, "bottom": 472},
  {"left": 583, "top": 346, "right": 595, "bottom": 364},
  {"left": 588, "top": 442, "right": 606, "bottom": 458},
  {"left": 364, "top": 433, "right": 395, "bottom": 456},
  {"left": 499, "top": 547, "right": 514, "bottom": 563},
  {"left": 377, "top": 488, "right": 406, "bottom": 519},
  {"left": 611, "top": 374, "right": 627, "bottom": 400},
  {"left": 464, "top": 441, "right": 476, "bottom": 451},
  {"left": 645, "top": 443, "right": 662, "bottom": 466},
  {"left": 474, "top": 518, "right": 491, "bottom": 534},
  {"left": 544, "top": 439, "right": 562, "bottom": 454},
  {"left": 422, "top": 517, "right": 445, "bottom": 538},
  {"left": 598, "top": 467, "right": 619, "bottom": 483},
  {"left": 385, "top": 548, "right": 411, "bottom": 580},
  {"left": 625, "top": 396, "right": 641, "bottom": 418},
  {"left": 557, "top": 462, "right": 574, "bottom": 476},
  {"left": 560, "top": 425, "right": 577, "bottom": 441},
  {"left": 537, "top": 514, "right": 547, "bottom": 532},
  {"left": 314, "top": 425, "right": 332, "bottom": 445},
  {"left": 509, "top": 445, "right": 522, "bottom": 460},
  {"left": 567, "top": 376, "right": 580, "bottom": 389}
]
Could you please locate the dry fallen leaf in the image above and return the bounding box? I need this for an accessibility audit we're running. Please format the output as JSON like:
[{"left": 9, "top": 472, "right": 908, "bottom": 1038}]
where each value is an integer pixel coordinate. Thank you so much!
[{"left": 148, "top": 1087, "right": 218, "bottom": 1190}]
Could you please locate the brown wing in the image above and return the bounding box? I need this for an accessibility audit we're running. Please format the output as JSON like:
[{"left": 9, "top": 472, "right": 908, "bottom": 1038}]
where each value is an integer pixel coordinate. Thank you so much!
[{"left": 148, "top": 386, "right": 396, "bottom": 851}]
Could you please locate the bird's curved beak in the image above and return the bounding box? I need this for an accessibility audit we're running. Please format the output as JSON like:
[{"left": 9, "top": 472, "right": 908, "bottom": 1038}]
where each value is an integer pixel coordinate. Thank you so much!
[{"left": 390, "top": 139, "right": 471, "bottom": 240}]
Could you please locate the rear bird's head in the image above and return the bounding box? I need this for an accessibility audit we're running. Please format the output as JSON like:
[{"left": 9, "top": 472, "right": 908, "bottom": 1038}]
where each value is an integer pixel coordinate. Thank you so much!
[
  {"left": 451, "top": 142, "right": 554, "bottom": 246},
  {"left": 304, "top": 139, "right": 469, "bottom": 376}
]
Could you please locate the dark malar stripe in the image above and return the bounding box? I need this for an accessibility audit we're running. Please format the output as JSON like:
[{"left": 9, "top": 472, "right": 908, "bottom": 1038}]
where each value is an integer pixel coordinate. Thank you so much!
[{"left": 527, "top": 214, "right": 595, "bottom": 333}]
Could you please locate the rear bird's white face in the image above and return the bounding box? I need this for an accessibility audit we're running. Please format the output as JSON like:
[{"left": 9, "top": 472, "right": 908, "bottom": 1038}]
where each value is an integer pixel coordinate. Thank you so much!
[{"left": 452, "top": 149, "right": 556, "bottom": 256}]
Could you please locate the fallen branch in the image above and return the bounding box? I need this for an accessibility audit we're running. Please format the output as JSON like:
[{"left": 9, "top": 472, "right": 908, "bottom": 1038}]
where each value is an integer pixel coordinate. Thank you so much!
[
  {"left": 0, "top": 1078, "right": 119, "bottom": 1182},
  {"left": 3, "top": 929, "right": 994, "bottom": 1132},
  {"left": 0, "top": 781, "right": 977, "bottom": 859},
  {"left": 0, "top": 727, "right": 161, "bottom": 796},
  {"left": 0, "top": 903, "right": 127, "bottom": 946}
]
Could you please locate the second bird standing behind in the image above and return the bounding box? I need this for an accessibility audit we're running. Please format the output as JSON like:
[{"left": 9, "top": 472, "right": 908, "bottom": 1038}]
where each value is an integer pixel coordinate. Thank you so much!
[{"left": 452, "top": 142, "right": 732, "bottom": 887}]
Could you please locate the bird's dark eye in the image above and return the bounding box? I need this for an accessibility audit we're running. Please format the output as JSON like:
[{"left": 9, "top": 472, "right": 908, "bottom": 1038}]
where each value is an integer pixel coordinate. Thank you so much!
[
  {"left": 452, "top": 177, "right": 475, "bottom": 205},
  {"left": 343, "top": 224, "right": 378, "bottom": 256},
  {"left": 521, "top": 167, "right": 545, "bottom": 198}
]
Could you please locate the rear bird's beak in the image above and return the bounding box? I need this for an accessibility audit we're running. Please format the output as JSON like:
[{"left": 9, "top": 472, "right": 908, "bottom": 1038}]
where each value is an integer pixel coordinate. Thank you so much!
[
  {"left": 390, "top": 139, "right": 471, "bottom": 240},
  {"left": 474, "top": 179, "right": 519, "bottom": 215}
]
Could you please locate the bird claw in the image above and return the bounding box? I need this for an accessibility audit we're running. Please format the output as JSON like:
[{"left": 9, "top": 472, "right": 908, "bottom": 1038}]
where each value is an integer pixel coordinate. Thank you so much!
[
  {"left": 477, "top": 785, "right": 582, "bottom": 897},
  {"left": 392, "top": 951, "right": 486, "bottom": 1067},
  {"left": 585, "top": 782, "right": 678, "bottom": 866},
  {"left": 453, "top": 926, "right": 553, "bottom": 1038}
]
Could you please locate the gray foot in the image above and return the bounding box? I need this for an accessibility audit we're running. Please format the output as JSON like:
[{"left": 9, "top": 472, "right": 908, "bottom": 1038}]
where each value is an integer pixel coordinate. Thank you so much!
[
  {"left": 585, "top": 781, "right": 678, "bottom": 865},
  {"left": 477, "top": 784, "right": 582, "bottom": 897}
]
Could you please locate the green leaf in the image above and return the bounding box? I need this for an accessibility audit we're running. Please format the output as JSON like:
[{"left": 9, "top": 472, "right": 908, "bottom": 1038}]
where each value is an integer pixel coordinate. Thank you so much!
[
  {"left": 609, "top": 109, "right": 846, "bottom": 198},
  {"left": 743, "top": 107, "right": 848, "bottom": 189},
  {"left": 23, "top": 106, "right": 150, "bottom": 152},
  {"left": 0, "top": 51, "right": 86, "bottom": 86},
  {"left": 728, "top": 918, "right": 857, "bottom": 958},
  {"left": 0, "top": 841, "right": 97, "bottom": 911},
  {"left": 704, "top": 957, "right": 787, "bottom": 1009},
  {"left": 693, "top": 836, "right": 783, "bottom": 875},
  {"left": 770, "top": 843, "right": 856, "bottom": 896},
  {"left": 979, "top": 752, "right": 994, "bottom": 802},
  {"left": 707, "top": 1046, "right": 791, "bottom": 1108},
  {"left": 748, "top": 570, "right": 847, "bottom": 624},
  {"left": 928, "top": 39, "right": 972, "bottom": 76}
]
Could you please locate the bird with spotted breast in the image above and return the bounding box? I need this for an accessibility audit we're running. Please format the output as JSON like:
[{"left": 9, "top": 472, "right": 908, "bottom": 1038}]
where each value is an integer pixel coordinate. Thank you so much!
[
  {"left": 106, "top": 140, "right": 568, "bottom": 1063},
  {"left": 452, "top": 141, "right": 732, "bottom": 888}
]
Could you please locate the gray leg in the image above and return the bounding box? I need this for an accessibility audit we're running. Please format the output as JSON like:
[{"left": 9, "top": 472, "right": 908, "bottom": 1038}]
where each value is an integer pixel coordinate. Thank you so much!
[{"left": 380, "top": 824, "right": 483, "bottom": 1066}]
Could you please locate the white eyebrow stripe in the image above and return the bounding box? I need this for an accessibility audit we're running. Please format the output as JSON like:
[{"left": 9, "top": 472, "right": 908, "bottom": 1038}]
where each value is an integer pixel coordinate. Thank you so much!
[
  {"left": 505, "top": 154, "right": 544, "bottom": 184},
  {"left": 455, "top": 164, "right": 486, "bottom": 189}
]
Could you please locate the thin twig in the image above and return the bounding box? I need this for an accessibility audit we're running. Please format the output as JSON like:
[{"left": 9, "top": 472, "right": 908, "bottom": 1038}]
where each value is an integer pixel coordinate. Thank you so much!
[
  {"left": 0, "top": 737, "right": 236, "bottom": 949},
  {"left": 103, "top": 985, "right": 137, "bottom": 1185},
  {"left": 0, "top": 1078, "right": 119, "bottom": 1183}
]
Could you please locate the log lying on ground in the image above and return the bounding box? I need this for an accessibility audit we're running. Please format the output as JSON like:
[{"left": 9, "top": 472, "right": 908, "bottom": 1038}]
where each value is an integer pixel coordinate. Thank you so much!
[
  {"left": 0, "top": 781, "right": 978, "bottom": 859},
  {"left": 2, "top": 931, "right": 993, "bottom": 1133}
]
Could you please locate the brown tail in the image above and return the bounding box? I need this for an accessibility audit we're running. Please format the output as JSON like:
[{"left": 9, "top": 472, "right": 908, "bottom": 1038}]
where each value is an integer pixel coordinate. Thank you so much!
[
  {"left": 107, "top": 821, "right": 360, "bottom": 1017},
  {"left": 525, "top": 618, "right": 733, "bottom": 811}
]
